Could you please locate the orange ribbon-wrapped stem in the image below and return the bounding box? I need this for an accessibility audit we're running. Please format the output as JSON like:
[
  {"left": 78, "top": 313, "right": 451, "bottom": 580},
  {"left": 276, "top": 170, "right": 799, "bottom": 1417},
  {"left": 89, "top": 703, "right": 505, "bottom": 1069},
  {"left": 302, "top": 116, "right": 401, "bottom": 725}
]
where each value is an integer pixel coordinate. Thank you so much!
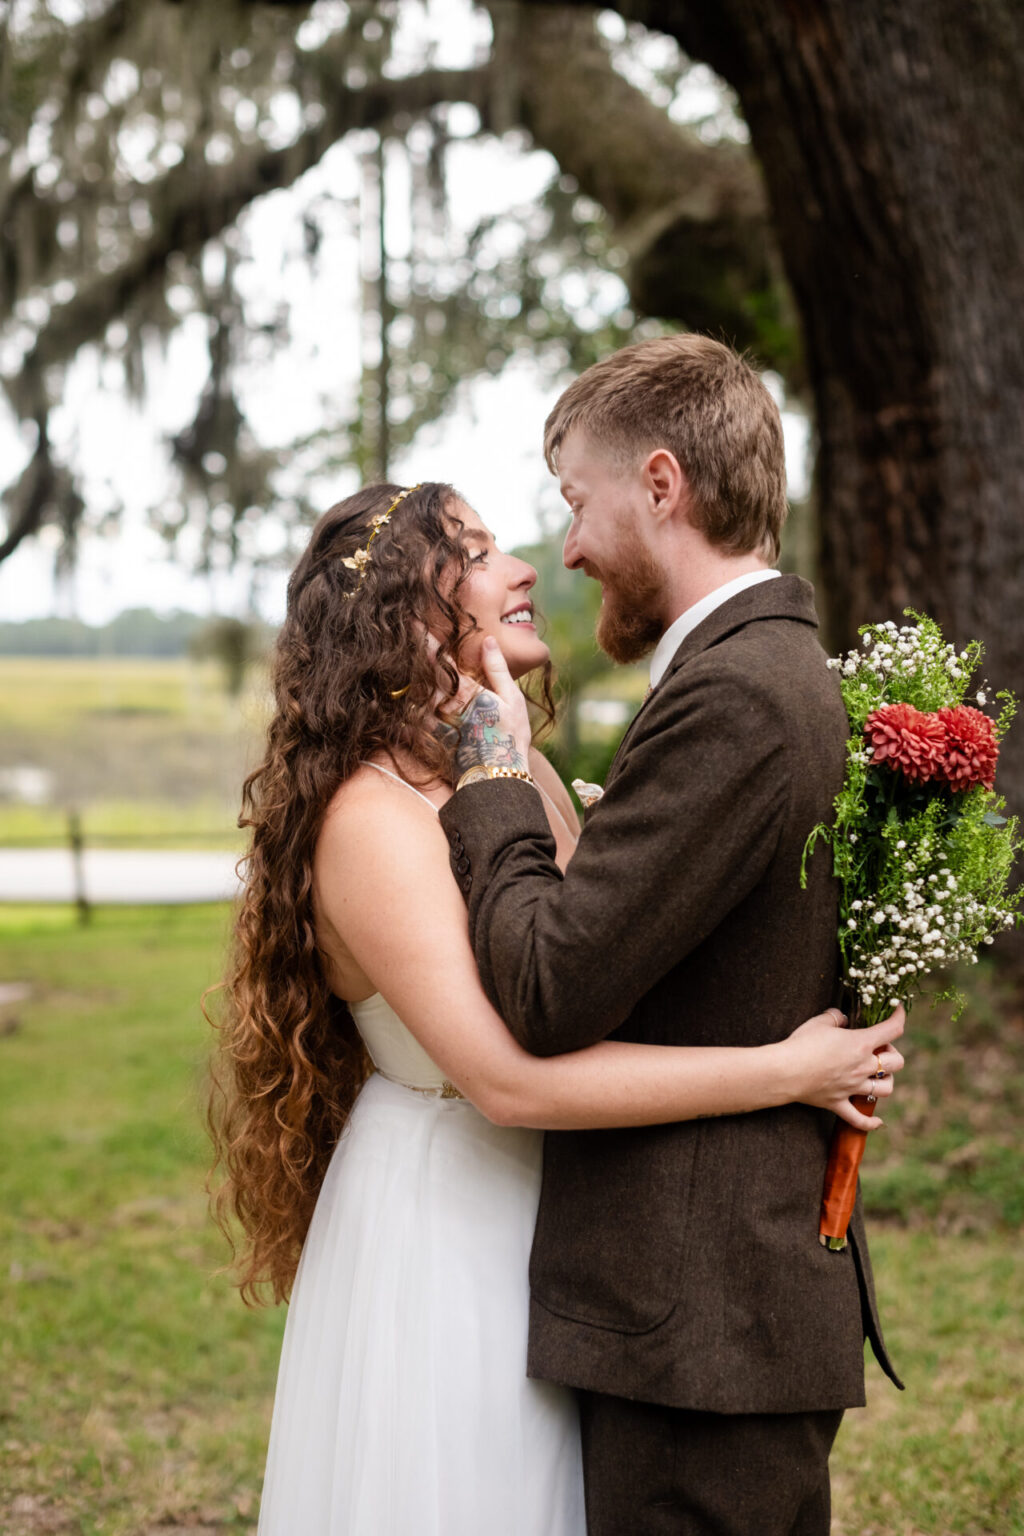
[{"left": 818, "top": 1095, "right": 874, "bottom": 1251}]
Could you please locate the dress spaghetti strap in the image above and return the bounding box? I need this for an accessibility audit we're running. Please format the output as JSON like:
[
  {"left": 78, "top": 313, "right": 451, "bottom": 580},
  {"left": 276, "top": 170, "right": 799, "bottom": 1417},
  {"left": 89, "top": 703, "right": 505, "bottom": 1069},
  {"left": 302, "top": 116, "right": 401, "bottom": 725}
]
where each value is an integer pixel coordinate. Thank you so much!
[
  {"left": 362, "top": 758, "right": 576, "bottom": 838},
  {"left": 534, "top": 779, "right": 578, "bottom": 842},
  {"left": 359, "top": 759, "right": 440, "bottom": 813}
]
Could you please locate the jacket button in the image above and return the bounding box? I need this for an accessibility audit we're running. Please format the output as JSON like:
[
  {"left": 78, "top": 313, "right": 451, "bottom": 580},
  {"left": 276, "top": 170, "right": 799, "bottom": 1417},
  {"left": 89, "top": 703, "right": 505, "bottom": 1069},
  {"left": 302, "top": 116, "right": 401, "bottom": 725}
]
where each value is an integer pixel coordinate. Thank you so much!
[
  {"left": 455, "top": 858, "right": 470, "bottom": 874},
  {"left": 462, "top": 875, "right": 473, "bottom": 892}
]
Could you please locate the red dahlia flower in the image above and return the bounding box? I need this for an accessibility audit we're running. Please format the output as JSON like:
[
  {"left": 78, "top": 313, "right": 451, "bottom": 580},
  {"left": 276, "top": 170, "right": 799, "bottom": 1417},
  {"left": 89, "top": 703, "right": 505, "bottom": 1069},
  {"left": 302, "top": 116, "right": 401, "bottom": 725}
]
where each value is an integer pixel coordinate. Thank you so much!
[
  {"left": 936, "top": 704, "right": 999, "bottom": 790},
  {"left": 864, "top": 703, "right": 947, "bottom": 783}
]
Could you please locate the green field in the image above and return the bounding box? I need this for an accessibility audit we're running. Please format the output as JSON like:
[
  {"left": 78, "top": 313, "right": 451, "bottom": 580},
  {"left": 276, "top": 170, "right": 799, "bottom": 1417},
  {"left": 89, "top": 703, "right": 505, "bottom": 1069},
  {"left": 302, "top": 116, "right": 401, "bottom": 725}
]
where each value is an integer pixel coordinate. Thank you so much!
[
  {"left": 0, "top": 658, "right": 268, "bottom": 849},
  {"left": 1, "top": 904, "right": 1022, "bottom": 1534}
]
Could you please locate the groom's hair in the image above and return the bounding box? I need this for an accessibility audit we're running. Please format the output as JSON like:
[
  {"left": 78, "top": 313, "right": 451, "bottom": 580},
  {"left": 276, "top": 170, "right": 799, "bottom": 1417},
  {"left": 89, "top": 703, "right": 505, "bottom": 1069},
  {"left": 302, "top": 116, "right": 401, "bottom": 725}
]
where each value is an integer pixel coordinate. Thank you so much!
[{"left": 544, "top": 334, "right": 788, "bottom": 563}]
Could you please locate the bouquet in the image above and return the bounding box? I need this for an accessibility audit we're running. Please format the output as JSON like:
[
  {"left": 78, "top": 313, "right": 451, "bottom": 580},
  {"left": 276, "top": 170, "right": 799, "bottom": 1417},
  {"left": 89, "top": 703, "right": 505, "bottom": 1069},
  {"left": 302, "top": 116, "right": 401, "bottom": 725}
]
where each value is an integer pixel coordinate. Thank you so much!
[{"left": 802, "top": 612, "right": 1021, "bottom": 1250}]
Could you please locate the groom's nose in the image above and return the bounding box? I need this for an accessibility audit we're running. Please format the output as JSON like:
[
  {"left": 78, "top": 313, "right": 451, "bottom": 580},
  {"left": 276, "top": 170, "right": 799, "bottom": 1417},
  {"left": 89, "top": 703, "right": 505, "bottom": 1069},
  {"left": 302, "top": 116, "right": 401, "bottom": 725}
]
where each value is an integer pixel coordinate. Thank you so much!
[{"left": 563, "top": 520, "right": 583, "bottom": 571}]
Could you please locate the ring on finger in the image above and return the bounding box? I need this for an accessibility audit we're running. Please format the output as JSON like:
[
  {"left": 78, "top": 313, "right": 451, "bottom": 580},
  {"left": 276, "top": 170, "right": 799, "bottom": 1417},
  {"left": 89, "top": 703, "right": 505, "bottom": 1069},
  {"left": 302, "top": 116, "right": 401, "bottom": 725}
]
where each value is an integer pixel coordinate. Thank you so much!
[
  {"left": 865, "top": 1093, "right": 878, "bottom": 1105},
  {"left": 871, "top": 1052, "right": 887, "bottom": 1080}
]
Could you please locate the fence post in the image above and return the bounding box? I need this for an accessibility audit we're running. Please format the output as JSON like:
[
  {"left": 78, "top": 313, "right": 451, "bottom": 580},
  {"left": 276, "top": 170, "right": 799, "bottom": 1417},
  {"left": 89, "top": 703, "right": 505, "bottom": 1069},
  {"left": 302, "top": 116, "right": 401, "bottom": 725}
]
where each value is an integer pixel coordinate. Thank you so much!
[{"left": 67, "top": 809, "right": 91, "bottom": 926}]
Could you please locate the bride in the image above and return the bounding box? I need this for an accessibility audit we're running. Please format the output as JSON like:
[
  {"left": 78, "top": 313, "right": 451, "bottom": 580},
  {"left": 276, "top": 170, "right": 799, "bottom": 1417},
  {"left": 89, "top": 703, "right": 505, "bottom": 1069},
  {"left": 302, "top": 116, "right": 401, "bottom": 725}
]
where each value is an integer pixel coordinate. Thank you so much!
[{"left": 208, "top": 480, "right": 904, "bottom": 1535}]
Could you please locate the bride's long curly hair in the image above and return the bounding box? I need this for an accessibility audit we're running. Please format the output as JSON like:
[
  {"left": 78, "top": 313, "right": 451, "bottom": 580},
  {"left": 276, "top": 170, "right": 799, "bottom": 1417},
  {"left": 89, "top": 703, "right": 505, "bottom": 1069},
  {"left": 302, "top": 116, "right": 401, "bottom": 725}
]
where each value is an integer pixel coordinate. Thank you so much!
[{"left": 207, "top": 481, "right": 555, "bottom": 1303}]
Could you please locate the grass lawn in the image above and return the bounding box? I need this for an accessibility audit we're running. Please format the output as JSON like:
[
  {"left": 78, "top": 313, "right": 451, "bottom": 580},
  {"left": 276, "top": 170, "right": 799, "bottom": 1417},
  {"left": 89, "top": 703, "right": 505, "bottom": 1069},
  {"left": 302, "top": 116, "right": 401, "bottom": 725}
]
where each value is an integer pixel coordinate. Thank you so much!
[
  {"left": 1, "top": 905, "right": 1022, "bottom": 1534},
  {"left": 1, "top": 905, "right": 283, "bottom": 1536}
]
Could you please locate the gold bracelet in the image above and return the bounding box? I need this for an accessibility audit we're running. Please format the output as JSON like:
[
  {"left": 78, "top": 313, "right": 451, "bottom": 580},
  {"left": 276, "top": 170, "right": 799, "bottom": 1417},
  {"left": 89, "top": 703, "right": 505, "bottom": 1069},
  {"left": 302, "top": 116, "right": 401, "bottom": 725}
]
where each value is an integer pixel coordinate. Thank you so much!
[{"left": 455, "top": 764, "right": 535, "bottom": 791}]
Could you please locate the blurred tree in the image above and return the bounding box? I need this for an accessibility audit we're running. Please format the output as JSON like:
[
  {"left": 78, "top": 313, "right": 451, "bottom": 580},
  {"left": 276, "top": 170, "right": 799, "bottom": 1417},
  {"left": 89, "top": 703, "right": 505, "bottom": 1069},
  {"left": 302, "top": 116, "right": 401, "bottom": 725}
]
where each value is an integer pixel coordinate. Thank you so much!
[
  {"left": 0, "top": 0, "right": 782, "bottom": 576},
  {"left": 0, "top": 608, "right": 219, "bottom": 656},
  {"left": 189, "top": 614, "right": 267, "bottom": 697}
]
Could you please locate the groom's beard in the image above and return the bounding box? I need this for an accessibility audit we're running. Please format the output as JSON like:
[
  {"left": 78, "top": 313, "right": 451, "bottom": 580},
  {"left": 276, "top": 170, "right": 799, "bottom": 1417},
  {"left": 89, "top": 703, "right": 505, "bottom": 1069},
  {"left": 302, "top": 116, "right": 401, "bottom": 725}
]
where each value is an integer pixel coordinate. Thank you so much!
[{"left": 593, "top": 542, "right": 666, "bottom": 665}]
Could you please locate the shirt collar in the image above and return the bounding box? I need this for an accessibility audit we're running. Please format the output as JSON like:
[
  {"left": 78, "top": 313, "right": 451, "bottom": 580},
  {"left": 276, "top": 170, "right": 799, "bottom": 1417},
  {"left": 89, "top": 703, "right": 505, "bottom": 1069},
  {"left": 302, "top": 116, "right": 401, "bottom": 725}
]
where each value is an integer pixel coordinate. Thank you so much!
[{"left": 649, "top": 569, "right": 782, "bottom": 688}]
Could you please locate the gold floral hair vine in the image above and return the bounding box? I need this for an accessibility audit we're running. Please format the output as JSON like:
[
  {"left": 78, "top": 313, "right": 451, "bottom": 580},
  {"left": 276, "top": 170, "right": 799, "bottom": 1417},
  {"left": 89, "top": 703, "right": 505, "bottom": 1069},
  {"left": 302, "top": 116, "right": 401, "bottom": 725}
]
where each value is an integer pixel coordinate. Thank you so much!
[{"left": 342, "top": 483, "right": 422, "bottom": 594}]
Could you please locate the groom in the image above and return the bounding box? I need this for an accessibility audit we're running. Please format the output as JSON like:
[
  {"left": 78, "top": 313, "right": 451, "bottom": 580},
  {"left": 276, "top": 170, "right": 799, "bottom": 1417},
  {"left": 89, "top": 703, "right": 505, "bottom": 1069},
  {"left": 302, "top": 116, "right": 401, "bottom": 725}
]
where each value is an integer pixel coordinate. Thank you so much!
[{"left": 439, "top": 334, "right": 900, "bottom": 1535}]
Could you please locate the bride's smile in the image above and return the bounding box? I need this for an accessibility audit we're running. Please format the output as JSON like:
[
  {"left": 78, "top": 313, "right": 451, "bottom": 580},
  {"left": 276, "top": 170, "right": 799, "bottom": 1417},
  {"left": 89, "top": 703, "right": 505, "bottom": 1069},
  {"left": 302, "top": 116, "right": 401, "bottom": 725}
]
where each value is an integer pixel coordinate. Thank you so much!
[{"left": 450, "top": 501, "right": 551, "bottom": 681}]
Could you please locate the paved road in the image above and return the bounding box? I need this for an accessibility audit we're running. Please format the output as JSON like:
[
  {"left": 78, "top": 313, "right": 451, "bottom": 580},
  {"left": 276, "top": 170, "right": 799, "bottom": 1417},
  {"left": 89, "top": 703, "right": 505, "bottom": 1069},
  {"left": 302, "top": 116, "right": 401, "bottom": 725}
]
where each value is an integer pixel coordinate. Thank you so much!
[{"left": 0, "top": 849, "right": 241, "bottom": 904}]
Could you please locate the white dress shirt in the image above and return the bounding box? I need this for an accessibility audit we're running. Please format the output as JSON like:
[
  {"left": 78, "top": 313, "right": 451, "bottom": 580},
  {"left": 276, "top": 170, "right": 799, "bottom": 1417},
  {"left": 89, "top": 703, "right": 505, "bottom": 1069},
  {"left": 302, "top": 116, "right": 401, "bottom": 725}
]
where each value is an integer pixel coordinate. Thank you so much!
[{"left": 648, "top": 569, "right": 782, "bottom": 689}]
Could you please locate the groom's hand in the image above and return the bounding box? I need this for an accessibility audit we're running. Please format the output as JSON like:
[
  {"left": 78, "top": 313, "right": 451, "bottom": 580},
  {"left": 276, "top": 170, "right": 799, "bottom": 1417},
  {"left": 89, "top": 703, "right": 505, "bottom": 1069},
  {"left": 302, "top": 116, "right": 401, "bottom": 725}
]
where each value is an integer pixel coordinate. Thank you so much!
[{"left": 452, "top": 637, "right": 532, "bottom": 783}]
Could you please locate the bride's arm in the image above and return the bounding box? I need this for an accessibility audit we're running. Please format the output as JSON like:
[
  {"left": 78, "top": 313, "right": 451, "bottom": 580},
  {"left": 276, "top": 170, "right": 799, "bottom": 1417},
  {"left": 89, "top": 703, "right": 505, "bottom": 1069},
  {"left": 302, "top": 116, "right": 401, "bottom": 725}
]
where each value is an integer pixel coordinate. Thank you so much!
[
  {"left": 527, "top": 747, "right": 580, "bottom": 844},
  {"left": 315, "top": 776, "right": 903, "bottom": 1133}
]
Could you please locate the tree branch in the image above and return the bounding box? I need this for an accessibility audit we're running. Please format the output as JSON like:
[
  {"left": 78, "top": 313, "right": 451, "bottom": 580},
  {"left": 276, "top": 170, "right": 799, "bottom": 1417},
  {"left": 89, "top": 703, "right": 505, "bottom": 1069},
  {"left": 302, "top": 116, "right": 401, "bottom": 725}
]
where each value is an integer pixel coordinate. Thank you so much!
[
  {"left": 497, "top": 2, "right": 798, "bottom": 372},
  {"left": 4, "top": 65, "right": 489, "bottom": 416},
  {"left": 0, "top": 431, "right": 56, "bottom": 565}
]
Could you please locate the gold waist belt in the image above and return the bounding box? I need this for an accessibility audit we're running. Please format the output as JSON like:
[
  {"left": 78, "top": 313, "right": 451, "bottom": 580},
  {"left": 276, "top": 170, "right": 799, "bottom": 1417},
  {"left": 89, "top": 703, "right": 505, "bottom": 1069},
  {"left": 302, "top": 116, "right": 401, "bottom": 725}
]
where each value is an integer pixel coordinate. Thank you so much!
[{"left": 374, "top": 1067, "right": 464, "bottom": 1100}]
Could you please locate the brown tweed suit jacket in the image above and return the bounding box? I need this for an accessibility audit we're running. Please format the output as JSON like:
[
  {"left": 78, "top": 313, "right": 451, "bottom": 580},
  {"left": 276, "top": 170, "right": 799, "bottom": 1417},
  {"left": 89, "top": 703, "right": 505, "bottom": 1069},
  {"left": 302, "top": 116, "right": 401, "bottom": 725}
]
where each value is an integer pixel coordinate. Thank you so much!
[{"left": 440, "top": 576, "right": 900, "bottom": 1414}]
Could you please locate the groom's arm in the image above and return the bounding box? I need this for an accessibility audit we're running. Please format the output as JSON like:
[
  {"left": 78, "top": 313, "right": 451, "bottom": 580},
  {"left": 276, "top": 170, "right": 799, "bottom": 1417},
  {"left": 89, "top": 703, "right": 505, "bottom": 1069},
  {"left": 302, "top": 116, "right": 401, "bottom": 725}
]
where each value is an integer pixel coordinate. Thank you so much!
[{"left": 439, "top": 661, "right": 790, "bottom": 1056}]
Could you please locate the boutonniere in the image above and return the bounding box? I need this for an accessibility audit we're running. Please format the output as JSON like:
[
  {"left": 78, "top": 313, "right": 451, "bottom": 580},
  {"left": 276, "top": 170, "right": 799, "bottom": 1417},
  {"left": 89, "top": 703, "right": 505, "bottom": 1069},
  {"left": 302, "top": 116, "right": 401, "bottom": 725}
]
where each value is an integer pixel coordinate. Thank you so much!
[{"left": 571, "top": 778, "right": 604, "bottom": 809}]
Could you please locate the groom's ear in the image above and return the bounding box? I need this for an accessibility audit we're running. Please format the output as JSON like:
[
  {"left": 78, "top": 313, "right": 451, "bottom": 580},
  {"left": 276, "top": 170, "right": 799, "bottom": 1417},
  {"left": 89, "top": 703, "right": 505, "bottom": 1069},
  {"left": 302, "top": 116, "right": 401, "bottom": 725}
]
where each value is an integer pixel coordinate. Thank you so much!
[{"left": 642, "top": 449, "right": 689, "bottom": 527}]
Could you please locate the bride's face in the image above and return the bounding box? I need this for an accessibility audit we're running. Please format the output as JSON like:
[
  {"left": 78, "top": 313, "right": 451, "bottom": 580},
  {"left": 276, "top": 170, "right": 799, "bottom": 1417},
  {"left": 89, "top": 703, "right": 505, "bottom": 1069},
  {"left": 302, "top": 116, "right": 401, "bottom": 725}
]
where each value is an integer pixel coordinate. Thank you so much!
[{"left": 448, "top": 502, "right": 550, "bottom": 681}]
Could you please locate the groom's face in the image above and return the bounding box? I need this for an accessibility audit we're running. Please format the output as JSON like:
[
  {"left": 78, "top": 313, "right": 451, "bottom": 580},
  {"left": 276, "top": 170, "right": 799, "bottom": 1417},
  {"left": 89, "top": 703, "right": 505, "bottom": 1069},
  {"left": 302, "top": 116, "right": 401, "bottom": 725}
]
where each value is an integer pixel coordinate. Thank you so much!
[{"left": 558, "top": 430, "right": 666, "bottom": 664}]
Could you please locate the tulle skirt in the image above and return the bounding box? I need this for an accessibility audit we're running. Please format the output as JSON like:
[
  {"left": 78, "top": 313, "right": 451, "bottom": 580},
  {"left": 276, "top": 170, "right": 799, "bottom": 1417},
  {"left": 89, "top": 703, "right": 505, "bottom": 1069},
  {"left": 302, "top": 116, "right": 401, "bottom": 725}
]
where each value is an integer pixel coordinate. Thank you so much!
[{"left": 257, "top": 1073, "right": 586, "bottom": 1535}]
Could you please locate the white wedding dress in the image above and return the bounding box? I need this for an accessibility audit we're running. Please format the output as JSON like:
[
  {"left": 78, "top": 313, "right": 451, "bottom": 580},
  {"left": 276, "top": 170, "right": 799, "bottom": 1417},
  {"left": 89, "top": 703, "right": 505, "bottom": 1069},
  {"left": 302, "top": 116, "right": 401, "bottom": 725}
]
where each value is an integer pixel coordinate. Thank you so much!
[{"left": 257, "top": 772, "right": 586, "bottom": 1534}]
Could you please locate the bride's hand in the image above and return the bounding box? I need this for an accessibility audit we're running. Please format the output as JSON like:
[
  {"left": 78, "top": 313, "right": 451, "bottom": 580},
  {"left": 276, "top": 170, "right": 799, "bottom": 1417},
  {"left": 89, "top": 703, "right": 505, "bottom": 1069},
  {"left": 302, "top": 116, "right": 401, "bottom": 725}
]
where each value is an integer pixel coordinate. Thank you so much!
[{"left": 782, "top": 1004, "right": 906, "bottom": 1130}]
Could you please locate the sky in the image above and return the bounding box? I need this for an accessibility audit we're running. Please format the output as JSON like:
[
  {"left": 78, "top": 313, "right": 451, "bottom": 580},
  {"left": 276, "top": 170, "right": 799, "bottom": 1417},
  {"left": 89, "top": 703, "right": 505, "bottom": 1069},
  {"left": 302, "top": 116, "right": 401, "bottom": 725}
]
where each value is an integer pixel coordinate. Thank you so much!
[{"left": 0, "top": 1, "right": 808, "bottom": 628}]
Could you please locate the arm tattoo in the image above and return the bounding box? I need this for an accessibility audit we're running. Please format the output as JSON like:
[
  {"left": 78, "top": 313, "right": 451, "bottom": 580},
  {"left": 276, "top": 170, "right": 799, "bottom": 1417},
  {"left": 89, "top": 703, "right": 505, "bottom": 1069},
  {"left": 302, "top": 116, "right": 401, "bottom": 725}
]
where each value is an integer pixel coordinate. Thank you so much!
[{"left": 454, "top": 689, "right": 530, "bottom": 778}]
